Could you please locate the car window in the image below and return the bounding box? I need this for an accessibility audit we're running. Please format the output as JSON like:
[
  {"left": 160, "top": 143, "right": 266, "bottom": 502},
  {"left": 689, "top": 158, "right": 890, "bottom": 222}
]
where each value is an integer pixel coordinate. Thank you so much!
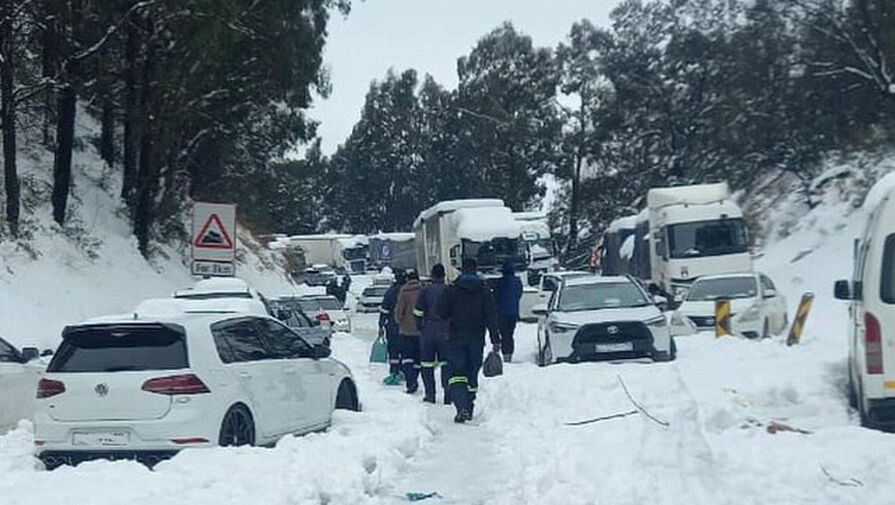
[
  {"left": 557, "top": 282, "right": 650, "bottom": 311},
  {"left": 262, "top": 319, "right": 311, "bottom": 358},
  {"left": 0, "top": 337, "right": 20, "bottom": 363},
  {"left": 297, "top": 299, "right": 322, "bottom": 312},
  {"left": 316, "top": 298, "right": 343, "bottom": 310},
  {"left": 760, "top": 275, "right": 776, "bottom": 294},
  {"left": 48, "top": 325, "right": 188, "bottom": 372},
  {"left": 880, "top": 234, "right": 895, "bottom": 304},
  {"left": 687, "top": 277, "right": 758, "bottom": 301},
  {"left": 211, "top": 319, "right": 270, "bottom": 363}
]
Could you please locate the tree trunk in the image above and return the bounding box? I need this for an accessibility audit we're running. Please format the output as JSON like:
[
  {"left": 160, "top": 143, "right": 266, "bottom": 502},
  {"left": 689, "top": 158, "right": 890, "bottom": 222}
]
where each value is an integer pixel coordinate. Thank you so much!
[
  {"left": 567, "top": 99, "right": 586, "bottom": 256},
  {"left": 51, "top": 82, "right": 76, "bottom": 225},
  {"left": 122, "top": 20, "right": 138, "bottom": 203},
  {"left": 1, "top": 2, "right": 19, "bottom": 235},
  {"left": 134, "top": 28, "right": 154, "bottom": 257},
  {"left": 40, "top": 0, "right": 57, "bottom": 147},
  {"left": 100, "top": 93, "right": 114, "bottom": 168}
]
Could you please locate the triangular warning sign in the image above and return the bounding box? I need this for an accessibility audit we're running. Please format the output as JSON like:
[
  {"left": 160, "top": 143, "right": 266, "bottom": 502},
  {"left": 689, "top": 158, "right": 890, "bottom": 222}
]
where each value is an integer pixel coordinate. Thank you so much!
[{"left": 193, "top": 213, "right": 234, "bottom": 249}]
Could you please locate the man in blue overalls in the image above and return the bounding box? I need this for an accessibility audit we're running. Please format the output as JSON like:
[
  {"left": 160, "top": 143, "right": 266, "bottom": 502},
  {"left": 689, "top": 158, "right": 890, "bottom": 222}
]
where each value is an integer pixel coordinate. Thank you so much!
[
  {"left": 414, "top": 264, "right": 451, "bottom": 404},
  {"left": 380, "top": 269, "right": 406, "bottom": 385}
]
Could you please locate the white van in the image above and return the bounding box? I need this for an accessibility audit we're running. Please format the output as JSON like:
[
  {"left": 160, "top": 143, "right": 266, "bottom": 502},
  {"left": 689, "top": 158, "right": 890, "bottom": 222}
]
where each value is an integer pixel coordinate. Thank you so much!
[{"left": 835, "top": 189, "right": 895, "bottom": 430}]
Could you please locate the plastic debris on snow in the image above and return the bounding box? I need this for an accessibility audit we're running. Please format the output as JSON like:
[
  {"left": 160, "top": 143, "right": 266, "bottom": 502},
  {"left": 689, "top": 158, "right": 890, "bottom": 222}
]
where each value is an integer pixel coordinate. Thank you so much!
[{"left": 405, "top": 491, "right": 442, "bottom": 501}]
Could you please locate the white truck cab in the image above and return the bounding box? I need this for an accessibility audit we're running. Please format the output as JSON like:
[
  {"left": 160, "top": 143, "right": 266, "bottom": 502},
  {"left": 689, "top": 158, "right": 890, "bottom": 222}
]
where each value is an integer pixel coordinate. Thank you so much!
[
  {"left": 835, "top": 186, "right": 895, "bottom": 430},
  {"left": 646, "top": 182, "right": 752, "bottom": 296}
]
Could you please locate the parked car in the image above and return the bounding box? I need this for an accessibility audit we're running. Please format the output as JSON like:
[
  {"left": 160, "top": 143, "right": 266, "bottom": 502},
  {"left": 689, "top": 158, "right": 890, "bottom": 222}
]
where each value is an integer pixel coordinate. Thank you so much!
[
  {"left": 0, "top": 336, "right": 49, "bottom": 432},
  {"left": 296, "top": 295, "right": 351, "bottom": 333},
  {"left": 534, "top": 276, "right": 675, "bottom": 366},
  {"left": 174, "top": 278, "right": 273, "bottom": 315},
  {"left": 670, "top": 273, "right": 788, "bottom": 338},
  {"left": 34, "top": 311, "right": 360, "bottom": 470},
  {"left": 835, "top": 186, "right": 895, "bottom": 429},
  {"left": 357, "top": 285, "right": 389, "bottom": 313},
  {"left": 520, "top": 271, "right": 591, "bottom": 321},
  {"left": 295, "top": 266, "right": 339, "bottom": 287},
  {"left": 268, "top": 297, "right": 338, "bottom": 344}
]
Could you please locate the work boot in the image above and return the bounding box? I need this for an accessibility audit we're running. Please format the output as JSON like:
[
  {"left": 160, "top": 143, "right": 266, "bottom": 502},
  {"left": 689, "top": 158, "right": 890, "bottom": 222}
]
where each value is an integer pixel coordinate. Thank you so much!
[
  {"left": 453, "top": 410, "right": 469, "bottom": 424},
  {"left": 503, "top": 354, "right": 512, "bottom": 363},
  {"left": 406, "top": 383, "right": 419, "bottom": 395},
  {"left": 423, "top": 395, "right": 436, "bottom": 404}
]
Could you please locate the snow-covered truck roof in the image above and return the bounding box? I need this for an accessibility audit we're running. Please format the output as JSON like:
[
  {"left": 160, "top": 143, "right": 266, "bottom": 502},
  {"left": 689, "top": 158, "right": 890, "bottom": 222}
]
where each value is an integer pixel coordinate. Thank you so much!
[
  {"left": 452, "top": 206, "right": 522, "bottom": 241},
  {"left": 512, "top": 211, "right": 548, "bottom": 222},
  {"left": 414, "top": 199, "right": 505, "bottom": 228},
  {"left": 370, "top": 232, "right": 415, "bottom": 242},
  {"left": 647, "top": 182, "right": 731, "bottom": 209},
  {"left": 336, "top": 235, "right": 368, "bottom": 248},
  {"left": 609, "top": 214, "right": 638, "bottom": 232}
]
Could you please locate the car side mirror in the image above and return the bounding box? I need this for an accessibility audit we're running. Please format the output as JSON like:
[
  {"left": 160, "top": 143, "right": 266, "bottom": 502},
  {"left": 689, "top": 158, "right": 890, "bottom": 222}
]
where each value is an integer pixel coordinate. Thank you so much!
[
  {"left": 532, "top": 304, "right": 549, "bottom": 316},
  {"left": 834, "top": 280, "right": 852, "bottom": 300},
  {"left": 763, "top": 289, "right": 777, "bottom": 299},
  {"left": 312, "top": 344, "right": 331, "bottom": 359},
  {"left": 21, "top": 347, "right": 39, "bottom": 363}
]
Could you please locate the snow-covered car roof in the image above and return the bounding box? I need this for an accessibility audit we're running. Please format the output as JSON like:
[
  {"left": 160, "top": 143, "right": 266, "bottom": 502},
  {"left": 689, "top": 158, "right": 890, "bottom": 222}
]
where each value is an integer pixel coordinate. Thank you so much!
[
  {"left": 691, "top": 272, "right": 758, "bottom": 283},
  {"left": 135, "top": 297, "right": 269, "bottom": 317},
  {"left": 174, "top": 277, "right": 254, "bottom": 298},
  {"left": 563, "top": 275, "right": 633, "bottom": 287}
]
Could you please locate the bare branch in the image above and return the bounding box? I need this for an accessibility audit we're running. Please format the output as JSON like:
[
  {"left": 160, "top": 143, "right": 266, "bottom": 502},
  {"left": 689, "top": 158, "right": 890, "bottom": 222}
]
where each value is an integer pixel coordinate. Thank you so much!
[{"left": 617, "top": 375, "right": 670, "bottom": 428}]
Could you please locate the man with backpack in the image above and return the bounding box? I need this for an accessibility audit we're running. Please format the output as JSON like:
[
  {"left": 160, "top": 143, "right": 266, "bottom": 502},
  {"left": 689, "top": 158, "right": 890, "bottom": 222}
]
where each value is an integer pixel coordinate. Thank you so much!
[
  {"left": 414, "top": 264, "right": 451, "bottom": 404},
  {"left": 437, "top": 258, "right": 500, "bottom": 423}
]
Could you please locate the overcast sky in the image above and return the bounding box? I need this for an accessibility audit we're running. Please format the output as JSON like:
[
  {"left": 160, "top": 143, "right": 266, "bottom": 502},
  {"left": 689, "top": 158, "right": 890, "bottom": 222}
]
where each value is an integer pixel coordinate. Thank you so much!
[{"left": 308, "top": 0, "right": 621, "bottom": 155}]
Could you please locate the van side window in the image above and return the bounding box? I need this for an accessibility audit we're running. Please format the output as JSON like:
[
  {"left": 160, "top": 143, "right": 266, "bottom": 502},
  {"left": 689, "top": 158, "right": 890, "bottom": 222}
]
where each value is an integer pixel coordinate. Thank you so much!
[{"left": 880, "top": 235, "right": 895, "bottom": 304}]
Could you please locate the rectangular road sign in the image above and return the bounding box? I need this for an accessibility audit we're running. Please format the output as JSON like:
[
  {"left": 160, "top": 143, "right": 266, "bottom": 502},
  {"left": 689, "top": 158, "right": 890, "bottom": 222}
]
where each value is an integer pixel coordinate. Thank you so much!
[
  {"left": 191, "top": 202, "right": 237, "bottom": 275},
  {"left": 191, "top": 260, "right": 236, "bottom": 277}
]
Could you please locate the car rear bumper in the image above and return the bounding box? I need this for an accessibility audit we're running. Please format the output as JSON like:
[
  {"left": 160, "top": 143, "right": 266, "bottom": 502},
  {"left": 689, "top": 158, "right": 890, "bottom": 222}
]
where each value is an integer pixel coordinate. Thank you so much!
[{"left": 39, "top": 450, "right": 180, "bottom": 470}]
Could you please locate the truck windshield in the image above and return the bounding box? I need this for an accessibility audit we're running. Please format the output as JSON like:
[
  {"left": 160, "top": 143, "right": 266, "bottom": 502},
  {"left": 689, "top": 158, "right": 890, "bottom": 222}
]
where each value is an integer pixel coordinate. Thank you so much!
[
  {"left": 667, "top": 218, "right": 748, "bottom": 259},
  {"left": 342, "top": 247, "right": 366, "bottom": 261},
  {"left": 463, "top": 238, "right": 526, "bottom": 270}
]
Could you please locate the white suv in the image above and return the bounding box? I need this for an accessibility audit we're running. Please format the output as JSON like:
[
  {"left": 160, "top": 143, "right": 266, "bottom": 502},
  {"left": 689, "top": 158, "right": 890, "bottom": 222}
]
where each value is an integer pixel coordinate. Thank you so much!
[
  {"left": 535, "top": 276, "right": 675, "bottom": 366},
  {"left": 35, "top": 312, "right": 359, "bottom": 469}
]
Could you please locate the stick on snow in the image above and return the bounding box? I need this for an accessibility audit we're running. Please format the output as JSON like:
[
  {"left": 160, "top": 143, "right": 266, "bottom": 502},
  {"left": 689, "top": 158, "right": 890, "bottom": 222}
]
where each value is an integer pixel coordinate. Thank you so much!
[
  {"left": 820, "top": 465, "right": 863, "bottom": 487},
  {"left": 565, "top": 410, "right": 639, "bottom": 426},
  {"left": 617, "top": 375, "right": 670, "bottom": 428}
]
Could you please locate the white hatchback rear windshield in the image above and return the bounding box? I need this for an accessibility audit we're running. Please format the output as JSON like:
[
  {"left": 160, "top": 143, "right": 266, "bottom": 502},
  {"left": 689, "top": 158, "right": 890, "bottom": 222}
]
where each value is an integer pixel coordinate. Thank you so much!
[{"left": 48, "top": 325, "right": 188, "bottom": 373}]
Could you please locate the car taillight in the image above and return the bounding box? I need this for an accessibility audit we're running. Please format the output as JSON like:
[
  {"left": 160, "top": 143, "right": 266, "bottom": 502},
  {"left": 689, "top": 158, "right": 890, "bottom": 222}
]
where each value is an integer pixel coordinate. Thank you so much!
[
  {"left": 316, "top": 312, "right": 331, "bottom": 322},
  {"left": 37, "top": 379, "right": 66, "bottom": 399},
  {"left": 142, "top": 374, "right": 210, "bottom": 395},
  {"left": 865, "top": 312, "right": 884, "bottom": 375}
]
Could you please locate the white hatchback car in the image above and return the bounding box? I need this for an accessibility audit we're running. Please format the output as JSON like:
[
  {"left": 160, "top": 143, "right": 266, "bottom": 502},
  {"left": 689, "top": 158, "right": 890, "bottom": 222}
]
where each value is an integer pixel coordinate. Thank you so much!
[
  {"left": 34, "top": 312, "right": 359, "bottom": 469},
  {"left": 0, "top": 336, "right": 47, "bottom": 433},
  {"left": 670, "top": 273, "right": 788, "bottom": 339},
  {"left": 357, "top": 285, "right": 389, "bottom": 313},
  {"left": 535, "top": 276, "right": 675, "bottom": 366}
]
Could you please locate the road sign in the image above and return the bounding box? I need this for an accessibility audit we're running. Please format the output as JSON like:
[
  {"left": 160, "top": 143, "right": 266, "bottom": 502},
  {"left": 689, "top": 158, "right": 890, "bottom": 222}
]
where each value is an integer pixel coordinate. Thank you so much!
[{"left": 191, "top": 202, "right": 237, "bottom": 276}]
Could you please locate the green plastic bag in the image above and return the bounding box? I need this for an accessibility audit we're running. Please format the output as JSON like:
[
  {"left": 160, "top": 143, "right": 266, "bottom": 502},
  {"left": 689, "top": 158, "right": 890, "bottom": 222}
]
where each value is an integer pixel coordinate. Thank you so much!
[{"left": 370, "top": 336, "right": 388, "bottom": 364}]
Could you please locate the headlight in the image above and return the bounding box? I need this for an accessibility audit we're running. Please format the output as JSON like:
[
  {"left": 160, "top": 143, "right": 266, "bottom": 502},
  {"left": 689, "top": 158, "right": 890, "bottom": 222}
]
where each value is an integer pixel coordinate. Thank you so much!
[
  {"left": 644, "top": 315, "right": 668, "bottom": 328},
  {"left": 738, "top": 304, "right": 761, "bottom": 322},
  {"left": 549, "top": 322, "right": 580, "bottom": 334}
]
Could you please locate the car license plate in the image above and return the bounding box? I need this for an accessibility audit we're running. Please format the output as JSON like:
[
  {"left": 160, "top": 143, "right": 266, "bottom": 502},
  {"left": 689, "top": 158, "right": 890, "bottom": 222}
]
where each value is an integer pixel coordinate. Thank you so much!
[
  {"left": 594, "top": 342, "right": 634, "bottom": 353},
  {"left": 72, "top": 431, "right": 130, "bottom": 447}
]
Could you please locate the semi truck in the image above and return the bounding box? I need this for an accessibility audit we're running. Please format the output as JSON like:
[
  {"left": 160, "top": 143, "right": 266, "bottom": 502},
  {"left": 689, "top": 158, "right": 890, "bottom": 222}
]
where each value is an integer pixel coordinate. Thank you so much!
[
  {"left": 285, "top": 234, "right": 368, "bottom": 274},
  {"left": 513, "top": 212, "right": 559, "bottom": 286},
  {"left": 413, "top": 199, "right": 528, "bottom": 281},
  {"left": 641, "top": 182, "right": 752, "bottom": 296},
  {"left": 368, "top": 233, "right": 417, "bottom": 271}
]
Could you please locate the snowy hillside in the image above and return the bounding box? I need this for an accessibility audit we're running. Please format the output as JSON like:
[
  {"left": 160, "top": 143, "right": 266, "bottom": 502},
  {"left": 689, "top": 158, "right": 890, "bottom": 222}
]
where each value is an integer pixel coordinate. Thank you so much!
[{"left": 0, "top": 111, "right": 294, "bottom": 350}]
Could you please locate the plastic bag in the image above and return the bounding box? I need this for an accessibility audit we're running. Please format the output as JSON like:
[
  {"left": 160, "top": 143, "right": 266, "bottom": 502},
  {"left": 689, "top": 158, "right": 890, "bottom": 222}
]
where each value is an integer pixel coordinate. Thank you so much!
[
  {"left": 482, "top": 350, "right": 503, "bottom": 378},
  {"left": 370, "top": 336, "right": 388, "bottom": 364}
]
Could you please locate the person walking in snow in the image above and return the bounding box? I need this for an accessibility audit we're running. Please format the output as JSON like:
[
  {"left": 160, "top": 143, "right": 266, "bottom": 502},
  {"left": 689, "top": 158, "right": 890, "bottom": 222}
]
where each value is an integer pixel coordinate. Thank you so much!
[
  {"left": 490, "top": 261, "right": 523, "bottom": 363},
  {"left": 414, "top": 264, "right": 451, "bottom": 404},
  {"left": 380, "top": 269, "right": 407, "bottom": 386},
  {"left": 437, "top": 257, "right": 501, "bottom": 423},
  {"left": 394, "top": 270, "right": 423, "bottom": 394}
]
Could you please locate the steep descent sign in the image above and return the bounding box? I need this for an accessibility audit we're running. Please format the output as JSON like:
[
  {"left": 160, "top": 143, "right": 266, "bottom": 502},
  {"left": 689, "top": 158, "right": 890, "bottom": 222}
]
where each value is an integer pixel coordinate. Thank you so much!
[{"left": 191, "top": 202, "right": 237, "bottom": 277}]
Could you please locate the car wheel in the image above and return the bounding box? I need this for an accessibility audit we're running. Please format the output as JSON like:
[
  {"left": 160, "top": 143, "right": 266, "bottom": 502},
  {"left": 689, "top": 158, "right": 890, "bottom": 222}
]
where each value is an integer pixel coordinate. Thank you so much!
[
  {"left": 219, "top": 405, "right": 255, "bottom": 447},
  {"left": 335, "top": 379, "right": 360, "bottom": 411}
]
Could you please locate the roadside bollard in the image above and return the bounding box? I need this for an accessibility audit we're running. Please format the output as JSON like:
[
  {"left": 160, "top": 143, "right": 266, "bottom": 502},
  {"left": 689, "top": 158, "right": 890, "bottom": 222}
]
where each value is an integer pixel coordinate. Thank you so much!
[
  {"left": 715, "top": 299, "right": 732, "bottom": 338},
  {"left": 787, "top": 292, "right": 815, "bottom": 346}
]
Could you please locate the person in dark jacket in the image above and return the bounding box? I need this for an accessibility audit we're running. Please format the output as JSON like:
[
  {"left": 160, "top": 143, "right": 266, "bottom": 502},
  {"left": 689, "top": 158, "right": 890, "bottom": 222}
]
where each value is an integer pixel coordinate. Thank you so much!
[
  {"left": 380, "top": 269, "right": 406, "bottom": 386},
  {"left": 490, "top": 261, "right": 524, "bottom": 363},
  {"left": 414, "top": 264, "right": 451, "bottom": 404},
  {"left": 437, "top": 257, "right": 500, "bottom": 423},
  {"left": 394, "top": 270, "right": 423, "bottom": 394}
]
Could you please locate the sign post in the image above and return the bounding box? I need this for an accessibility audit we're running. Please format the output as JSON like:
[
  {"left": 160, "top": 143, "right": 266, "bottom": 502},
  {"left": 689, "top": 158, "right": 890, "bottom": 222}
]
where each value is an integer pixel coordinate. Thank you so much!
[{"left": 191, "top": 202, "right": 237, "bottom": 277}]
